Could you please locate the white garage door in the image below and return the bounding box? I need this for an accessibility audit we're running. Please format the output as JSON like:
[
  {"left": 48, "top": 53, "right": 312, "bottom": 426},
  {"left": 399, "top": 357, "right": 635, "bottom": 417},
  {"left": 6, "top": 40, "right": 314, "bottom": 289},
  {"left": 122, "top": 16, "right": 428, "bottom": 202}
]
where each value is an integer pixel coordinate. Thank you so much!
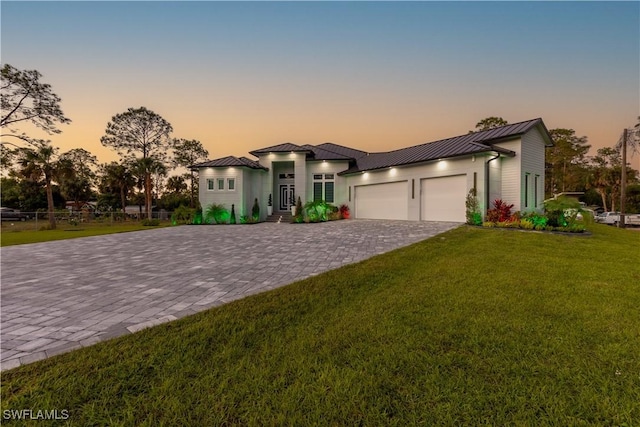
[
  {"left": 421, "top": 175, "right": 467, "bottom": 222},
  {"left": 356, "top": 181, "right": 408, "bottom": 220}
]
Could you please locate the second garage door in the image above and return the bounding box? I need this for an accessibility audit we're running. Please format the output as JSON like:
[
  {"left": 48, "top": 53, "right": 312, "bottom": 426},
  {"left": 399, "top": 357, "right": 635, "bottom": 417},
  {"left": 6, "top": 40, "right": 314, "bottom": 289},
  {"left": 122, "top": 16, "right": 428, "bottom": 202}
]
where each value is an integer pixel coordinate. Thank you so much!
[
  {"left": 421, "top": 175, "right": 467, "bottom": 222},
  {"left": 355, "top": 181, "right": 408, "bottom": 220}
]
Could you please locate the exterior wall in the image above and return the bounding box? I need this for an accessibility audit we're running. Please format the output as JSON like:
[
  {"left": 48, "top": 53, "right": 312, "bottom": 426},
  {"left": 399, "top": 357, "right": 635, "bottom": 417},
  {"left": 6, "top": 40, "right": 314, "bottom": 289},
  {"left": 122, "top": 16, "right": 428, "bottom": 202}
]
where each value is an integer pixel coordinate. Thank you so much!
[
  {"left": 198, "top": 167, "right": 244, "bottom": 213},
  {"left": 520, "top": 128, "right": 546, "bottom": 211},
  {"left": 493, "top": 139, "right": 522, "bottom": 211},
  {"left": 344, "top": 156, "right": 485, "bottom": 221},
  {"left": 242, "top": 169, "right": 266, "bottom": 220},
  {"left": 306, "top": 161, "right": 350, "bottom": 206},
  {"left": 255, "top": 152, "right": 307, "bottom": 212},
  {"left": 198, "top": 167, "right": 266, "bottom": 221},
  {"left": 494, "top": 129, "right": 546, "bottom": 213}
]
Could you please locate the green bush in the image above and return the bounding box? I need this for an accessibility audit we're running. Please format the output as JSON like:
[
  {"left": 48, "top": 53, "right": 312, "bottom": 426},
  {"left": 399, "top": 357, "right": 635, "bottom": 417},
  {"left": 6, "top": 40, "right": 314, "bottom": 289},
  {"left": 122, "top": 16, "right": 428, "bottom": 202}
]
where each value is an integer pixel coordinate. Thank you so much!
[
  {"left": 544, "top": 196, "right": 581, "bottom": 227},
  {"left": 465, "top": 189, "right": 482, "bottom": 225},
  {"left": 204, "top": 204, "right": 229, "bottom": 224},
  {"left": 171, "top": 205, "right": 196, "bottom": 225},
  {"left": 519, "top": 219, "right": 534, "bottom": 229},
  {"left": 141, "top": 219, "right": 160, "bottom": 226},
  {"left": 482, "top": 221, "right": 496, "bottom": 228},
  {"left": 251, "top": 198, "right": 260, "bottom": 221}
]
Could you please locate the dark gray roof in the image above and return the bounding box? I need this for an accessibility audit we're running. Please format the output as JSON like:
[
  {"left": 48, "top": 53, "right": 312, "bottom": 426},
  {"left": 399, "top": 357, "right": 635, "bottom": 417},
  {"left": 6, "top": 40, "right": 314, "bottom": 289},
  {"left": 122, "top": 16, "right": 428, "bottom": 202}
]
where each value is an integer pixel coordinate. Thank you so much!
[
  {"left": 190, "top": 156, "right": 267, "bottom": 170},
  {"left": 339, "top": 118, "right": 547, "bottom": 175},
  {"left": 249, "top": 143, "right": 311, "bottom": 156},
  {"left": 315, "top": 143, "right": 368, "bottom": 159},
  {"left": 301, "top": 144, "right": 353, "bottom": 161}
]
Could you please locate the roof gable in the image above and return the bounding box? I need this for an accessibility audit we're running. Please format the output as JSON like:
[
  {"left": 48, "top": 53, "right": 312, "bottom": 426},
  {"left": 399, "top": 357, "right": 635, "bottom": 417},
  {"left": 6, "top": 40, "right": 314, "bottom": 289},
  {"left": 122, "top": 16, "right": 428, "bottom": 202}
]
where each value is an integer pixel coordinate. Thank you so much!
[
  {"left": 190, "top": 156, "right": 267, "bottom": 170},
  {"left": 249, "top": 143, "right": 311, "bottom": 156}
]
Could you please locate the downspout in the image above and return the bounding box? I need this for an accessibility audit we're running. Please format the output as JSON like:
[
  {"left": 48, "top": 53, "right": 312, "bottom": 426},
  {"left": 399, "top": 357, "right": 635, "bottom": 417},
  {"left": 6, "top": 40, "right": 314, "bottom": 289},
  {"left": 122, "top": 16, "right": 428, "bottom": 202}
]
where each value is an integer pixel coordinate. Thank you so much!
[{"left": 485, "top": 152, "right": 501, "bottom": 216}]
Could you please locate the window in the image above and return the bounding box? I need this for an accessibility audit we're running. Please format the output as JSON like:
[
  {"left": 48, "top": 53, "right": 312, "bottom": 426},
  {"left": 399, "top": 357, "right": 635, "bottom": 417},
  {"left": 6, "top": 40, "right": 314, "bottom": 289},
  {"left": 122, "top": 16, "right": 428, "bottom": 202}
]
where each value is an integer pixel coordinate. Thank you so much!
[
  {"left": 279, "top": 173, "right": 295, "bottom": 179},
  {"left": 207, "top": 179, "right": 215, "bottom": 191},
  {"left": 217, "top": 178, "right": 225, "bottom": 190},
  {"left": 313, "top": 173, "right": 335, "bottom": 203},
  {"left": 227, "top": 178, "right": 235, "bottom": 191},
  {"left": 525, "top": 173, "right": 530, "bottom": 208},
  {"left": 534, "top": 175, "right": 539, "bottom": 207}
]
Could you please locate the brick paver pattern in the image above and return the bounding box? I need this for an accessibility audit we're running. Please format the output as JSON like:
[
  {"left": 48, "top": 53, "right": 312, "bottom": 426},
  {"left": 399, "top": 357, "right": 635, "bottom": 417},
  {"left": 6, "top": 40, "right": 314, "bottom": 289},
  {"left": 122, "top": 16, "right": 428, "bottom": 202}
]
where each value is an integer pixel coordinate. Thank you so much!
[{"left": 1, "top": 220, "right": 459, "bottom": 370}]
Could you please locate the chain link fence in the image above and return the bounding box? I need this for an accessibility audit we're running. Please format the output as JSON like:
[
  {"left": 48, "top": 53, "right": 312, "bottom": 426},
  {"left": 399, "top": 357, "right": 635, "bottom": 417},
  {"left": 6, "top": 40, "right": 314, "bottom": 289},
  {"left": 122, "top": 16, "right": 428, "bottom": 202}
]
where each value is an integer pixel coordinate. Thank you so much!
[{"left": 0, "top": 210, "right": 175, "bottom": 231}]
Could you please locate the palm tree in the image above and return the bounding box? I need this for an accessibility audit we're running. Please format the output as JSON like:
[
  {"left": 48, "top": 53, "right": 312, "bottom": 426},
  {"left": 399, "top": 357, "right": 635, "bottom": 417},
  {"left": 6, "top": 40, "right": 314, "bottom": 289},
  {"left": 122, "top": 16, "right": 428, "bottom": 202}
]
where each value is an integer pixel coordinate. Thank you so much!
[
  {"left": 99, "top": 161, "right": 136, "bottom": 216},
  {"left": 15, "top": 140, "right": 60, "bottom": 229}
]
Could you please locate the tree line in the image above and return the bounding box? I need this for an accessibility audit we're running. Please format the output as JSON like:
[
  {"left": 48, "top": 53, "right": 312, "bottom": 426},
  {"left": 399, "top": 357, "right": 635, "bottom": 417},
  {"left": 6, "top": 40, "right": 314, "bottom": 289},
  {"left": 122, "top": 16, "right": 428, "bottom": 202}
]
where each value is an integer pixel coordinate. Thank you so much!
[
  {"left": 2, "top": 66, "right": 640, "bottom": 229},
  {"left": 1, "top": 64, "right": 208, "bottom": 229}
]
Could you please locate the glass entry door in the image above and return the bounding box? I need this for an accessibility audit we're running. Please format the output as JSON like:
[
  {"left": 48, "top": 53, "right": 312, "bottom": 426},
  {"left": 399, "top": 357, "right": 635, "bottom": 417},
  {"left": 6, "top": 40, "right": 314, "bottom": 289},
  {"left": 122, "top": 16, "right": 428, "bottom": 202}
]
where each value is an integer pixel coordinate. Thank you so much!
[{"left": 279, "top": 184, "right": 294, "bottom": 210}]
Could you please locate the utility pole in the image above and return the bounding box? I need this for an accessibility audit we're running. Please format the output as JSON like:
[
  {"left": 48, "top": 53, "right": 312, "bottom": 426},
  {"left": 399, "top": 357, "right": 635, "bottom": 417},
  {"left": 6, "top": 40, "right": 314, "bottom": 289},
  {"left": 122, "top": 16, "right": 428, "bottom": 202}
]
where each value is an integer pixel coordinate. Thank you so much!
[{"left": 620, "top": 128, "right": 627, "bottom": 228}]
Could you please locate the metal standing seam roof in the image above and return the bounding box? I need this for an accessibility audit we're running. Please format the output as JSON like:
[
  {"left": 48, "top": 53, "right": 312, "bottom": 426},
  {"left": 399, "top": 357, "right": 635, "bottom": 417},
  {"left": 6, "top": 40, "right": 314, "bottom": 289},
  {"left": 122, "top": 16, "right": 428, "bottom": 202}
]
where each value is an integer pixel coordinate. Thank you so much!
[
  {"left": 192, "top": 118, "right": 551, "bottom": 175},
  {"left": 190, "top": 156, "right": 267, "bottom": 170},
  {"left": 338, "top": 118, "right": 547, "bottom": 175},
  {"left": 300, "top": 144, "right": 354, "bottom": 161},
  {"left": 248, "top": 143, "right": 311, "bottom": 156}
]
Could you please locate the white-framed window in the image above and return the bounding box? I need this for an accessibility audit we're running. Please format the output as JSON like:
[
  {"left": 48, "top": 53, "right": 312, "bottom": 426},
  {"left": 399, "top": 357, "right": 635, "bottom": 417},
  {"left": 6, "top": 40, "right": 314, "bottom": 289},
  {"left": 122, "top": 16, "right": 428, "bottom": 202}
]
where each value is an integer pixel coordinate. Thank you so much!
[
  {"left": 313, "top": 173, "right": 335, "bottom": 203},
  {"left": 207, "top": 179, "right": 215, "bottom": 191},
  {"left": 217, "top": 178, "right": 225, "bottom": 191},
  {"left": 227, "top": 178, "right": 236, "bottom": 191}
]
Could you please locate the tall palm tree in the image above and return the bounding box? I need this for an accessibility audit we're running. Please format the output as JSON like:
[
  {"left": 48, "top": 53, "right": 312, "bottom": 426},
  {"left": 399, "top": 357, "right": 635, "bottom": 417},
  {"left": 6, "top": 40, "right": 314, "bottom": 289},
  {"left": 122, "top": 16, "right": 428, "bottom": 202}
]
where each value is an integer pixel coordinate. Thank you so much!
[
  {"left": 99, "top": 161, "right": 135, "bottom": 216},
  {"left": 15, "top": 140, "right": 60, "bottom": 229}
]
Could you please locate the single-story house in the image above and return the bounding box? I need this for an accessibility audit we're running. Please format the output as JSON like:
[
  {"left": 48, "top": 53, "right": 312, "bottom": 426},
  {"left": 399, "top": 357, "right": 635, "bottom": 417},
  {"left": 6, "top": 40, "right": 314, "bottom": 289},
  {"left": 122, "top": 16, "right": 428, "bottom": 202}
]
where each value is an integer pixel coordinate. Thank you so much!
[{"left": 191, "top": 118, "right": 553, "bottom": 222}]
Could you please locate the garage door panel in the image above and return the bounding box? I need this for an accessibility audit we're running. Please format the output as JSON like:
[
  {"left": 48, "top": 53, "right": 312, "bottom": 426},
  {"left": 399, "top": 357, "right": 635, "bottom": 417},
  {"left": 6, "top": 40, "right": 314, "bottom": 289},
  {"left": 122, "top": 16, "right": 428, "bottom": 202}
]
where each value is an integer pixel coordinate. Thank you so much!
[
  {"left": 421, "top": 175, "right": 466, "bottom": 222},
  {"left": 356, "top": 181, "right": 408, "bottom": 220}
]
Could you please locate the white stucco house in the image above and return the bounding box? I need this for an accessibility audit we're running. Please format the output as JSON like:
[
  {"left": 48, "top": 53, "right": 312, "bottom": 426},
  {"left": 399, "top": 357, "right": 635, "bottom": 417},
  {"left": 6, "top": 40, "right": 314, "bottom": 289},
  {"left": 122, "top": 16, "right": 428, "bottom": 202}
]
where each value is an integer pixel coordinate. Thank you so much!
[{"left": 191, "top": 118, "right": 553, "bottom": 222}]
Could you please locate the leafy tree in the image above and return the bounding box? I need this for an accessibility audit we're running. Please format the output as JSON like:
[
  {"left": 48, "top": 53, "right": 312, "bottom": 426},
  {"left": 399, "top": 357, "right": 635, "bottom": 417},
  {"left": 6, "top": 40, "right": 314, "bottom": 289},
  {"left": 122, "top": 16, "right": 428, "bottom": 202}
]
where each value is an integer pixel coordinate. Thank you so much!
[
  {"left": 475, "top": 117, "right": 508, "bottom": 132},
  {"left": 545, "top": 128, "right": 590, "bottom": 196},
  {"left": 587, "top": 146, "right": 638, "bottom": 212},
  {"left": 57, "top": 148, "right": 97, "bottom": 210},
  {"left": 172, "top": 138, "right": 208, "bottom": 207},
  {"left": 100, "top": 107, "right": 173, "bottom": 219},
  {"left": 1, "top": 64, "right": 71, "bottom": 143}
]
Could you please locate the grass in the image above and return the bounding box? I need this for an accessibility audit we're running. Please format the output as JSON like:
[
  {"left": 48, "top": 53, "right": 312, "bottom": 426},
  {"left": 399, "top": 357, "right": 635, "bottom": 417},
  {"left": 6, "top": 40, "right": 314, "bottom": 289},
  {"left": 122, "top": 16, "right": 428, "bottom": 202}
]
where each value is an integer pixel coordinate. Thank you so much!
[
  {"left": 2, "top": 224, "right": 639, "bottom": 425},
  {"left": 0, "top": 221, "right": 172, "bottom": 247}
]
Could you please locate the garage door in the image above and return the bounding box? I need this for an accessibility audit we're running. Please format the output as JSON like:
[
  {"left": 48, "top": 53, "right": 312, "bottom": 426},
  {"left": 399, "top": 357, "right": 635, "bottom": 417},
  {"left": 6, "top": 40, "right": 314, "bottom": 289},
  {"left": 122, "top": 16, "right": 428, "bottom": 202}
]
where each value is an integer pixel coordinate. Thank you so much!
[
  {"left": 421, "top": 175, "right": 467, "bottom": 222},
  {"left": 356, "top": 181, "right": 408, "bottom": 220}
]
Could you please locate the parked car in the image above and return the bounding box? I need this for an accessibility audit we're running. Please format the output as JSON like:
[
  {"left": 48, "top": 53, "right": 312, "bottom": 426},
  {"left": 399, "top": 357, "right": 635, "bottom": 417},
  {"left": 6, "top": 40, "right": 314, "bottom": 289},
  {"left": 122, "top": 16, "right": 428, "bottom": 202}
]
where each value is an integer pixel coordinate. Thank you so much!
[
  {"left": 0, "top": 207, "right": 30, "bottom": 221},
  {"left": 595, "top": 211, "right": 640, "bottom": 227}
]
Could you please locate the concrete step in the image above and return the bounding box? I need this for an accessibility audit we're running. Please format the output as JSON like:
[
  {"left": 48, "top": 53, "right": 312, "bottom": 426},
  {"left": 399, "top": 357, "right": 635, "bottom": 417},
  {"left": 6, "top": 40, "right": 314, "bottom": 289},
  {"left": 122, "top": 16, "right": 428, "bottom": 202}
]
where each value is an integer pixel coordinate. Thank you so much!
[{"left": 266, "top": 212, "right": 292, "bottom": 223}]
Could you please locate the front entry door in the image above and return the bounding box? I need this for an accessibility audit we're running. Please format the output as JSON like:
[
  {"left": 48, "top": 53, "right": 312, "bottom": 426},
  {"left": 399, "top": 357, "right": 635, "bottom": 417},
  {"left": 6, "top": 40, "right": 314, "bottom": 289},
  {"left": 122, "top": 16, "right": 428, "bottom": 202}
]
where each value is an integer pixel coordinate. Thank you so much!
[{"left": 279, "top": 184, "right": 295, "bottom": 210}]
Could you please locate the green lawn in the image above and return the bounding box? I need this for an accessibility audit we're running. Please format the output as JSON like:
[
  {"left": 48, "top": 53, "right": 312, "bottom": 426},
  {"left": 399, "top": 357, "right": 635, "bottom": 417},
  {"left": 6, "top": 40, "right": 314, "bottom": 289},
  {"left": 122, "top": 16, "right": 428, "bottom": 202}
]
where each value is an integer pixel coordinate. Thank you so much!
[
  {"left": 2, "top": 225, "right": 639, "bottom": 425},
  {"left": 0, "top": 221, "right": 172, "bottom": 247}
]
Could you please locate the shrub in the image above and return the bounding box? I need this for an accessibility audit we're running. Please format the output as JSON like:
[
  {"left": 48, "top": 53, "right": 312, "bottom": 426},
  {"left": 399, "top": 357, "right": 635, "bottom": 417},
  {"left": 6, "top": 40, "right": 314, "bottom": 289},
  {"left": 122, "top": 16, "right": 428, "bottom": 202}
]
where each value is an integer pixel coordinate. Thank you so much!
[
  {"left": 141, "top": 219, "right": 160, "bottom": 226},
  {"left": 544, "top": 196, "right": 581, "bottom": 227},
  {"left": 482, "top": 221, "right": 496, "bottom": 228},
  {"left": 171, "top": 205, "right": 196, "bottom": 225},
  {"left": 339, "top": 204, "right": 350, "bottom": 219},
  {"left": 519, "top": 219, "right": 534, "bottom": 229},
  {"left": 294, "top": 197, "right": 304, "bottom": 223},
  {"left": 268, "top": 194, "right": 272, "bottom": 207},
  {"left": 465, "top": 189, "right": 482, "bottom": 225},
  {"left": 252, "top": 198, "right": 260, "bottom": 221},
  {"left": 230, "top": 204, "right": 236, "bottom": 224},
  {"left": 486, "top": 199, "right": 514, "bottom": 223},
  {"left": 522, "top": 212, "right": 548, "bottom": 229},
  {"left": 303, "top": 200, "right": 333, "bottom": 222},
  {"left": 204, "top": 204, "right": 229, "bottom": 224}
]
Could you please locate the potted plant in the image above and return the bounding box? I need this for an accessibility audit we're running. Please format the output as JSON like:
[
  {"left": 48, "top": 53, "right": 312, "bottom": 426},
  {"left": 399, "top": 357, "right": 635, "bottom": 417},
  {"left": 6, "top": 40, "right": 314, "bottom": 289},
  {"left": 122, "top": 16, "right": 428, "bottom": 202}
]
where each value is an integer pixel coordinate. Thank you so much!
[{"left": 267, "top": 194, "right": 273, "bottom": 216}]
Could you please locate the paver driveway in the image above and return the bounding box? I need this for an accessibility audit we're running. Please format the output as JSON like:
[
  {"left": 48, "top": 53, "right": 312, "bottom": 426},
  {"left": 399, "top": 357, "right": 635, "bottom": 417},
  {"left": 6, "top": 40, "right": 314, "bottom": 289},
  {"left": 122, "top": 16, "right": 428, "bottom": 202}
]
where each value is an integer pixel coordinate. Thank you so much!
[{"left": 1, "top": 220, "right": 459, "bottom": 370}]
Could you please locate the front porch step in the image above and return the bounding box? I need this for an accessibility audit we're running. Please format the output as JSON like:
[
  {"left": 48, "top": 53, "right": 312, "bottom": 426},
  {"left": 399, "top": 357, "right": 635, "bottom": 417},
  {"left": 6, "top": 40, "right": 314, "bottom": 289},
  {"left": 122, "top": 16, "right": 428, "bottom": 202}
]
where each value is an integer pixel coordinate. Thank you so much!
[{"left": 266, "top": 212, "right": 292, "bottom": 223}]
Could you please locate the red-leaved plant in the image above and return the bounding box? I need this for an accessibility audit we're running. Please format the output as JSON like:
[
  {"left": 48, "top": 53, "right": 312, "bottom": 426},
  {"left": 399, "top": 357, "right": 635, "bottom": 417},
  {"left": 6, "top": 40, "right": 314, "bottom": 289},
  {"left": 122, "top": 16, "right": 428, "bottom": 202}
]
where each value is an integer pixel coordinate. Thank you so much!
[{"left": 486, "top": 199, "right": 514, "bottom": 223}]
